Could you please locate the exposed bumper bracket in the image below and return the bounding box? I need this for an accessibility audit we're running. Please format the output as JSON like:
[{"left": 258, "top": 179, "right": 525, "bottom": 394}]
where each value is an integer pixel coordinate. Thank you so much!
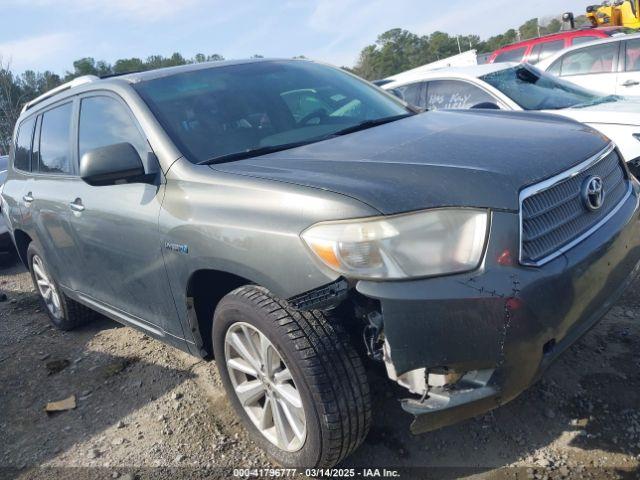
[{"left": 401, "top": 369, "right": 498, "bottom": 434}]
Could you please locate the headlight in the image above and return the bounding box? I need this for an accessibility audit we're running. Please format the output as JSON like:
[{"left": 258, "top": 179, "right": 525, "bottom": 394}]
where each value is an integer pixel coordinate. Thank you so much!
[{"left": 301, "top": 209, "right": 489, "bottom": 280}]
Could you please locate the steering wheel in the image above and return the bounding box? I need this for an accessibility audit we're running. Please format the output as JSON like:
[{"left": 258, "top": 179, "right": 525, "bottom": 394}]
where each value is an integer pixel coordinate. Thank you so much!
[{"left": 298, "top": 109, "right": 328, "bottom": 126}]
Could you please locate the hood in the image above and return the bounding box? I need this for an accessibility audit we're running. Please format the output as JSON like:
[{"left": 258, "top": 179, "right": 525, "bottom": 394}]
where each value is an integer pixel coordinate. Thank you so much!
[
  {"left": 211, "top": 110, "right": 609, "bottom": 214},
  {"left": 545, "top": 99, "right": 640, "bottom": 127}
]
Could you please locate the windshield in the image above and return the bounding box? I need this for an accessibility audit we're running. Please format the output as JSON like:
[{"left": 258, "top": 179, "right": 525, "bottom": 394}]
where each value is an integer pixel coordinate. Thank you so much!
[
  {"left": 133, "top": 60, "right": 410, "bottom": 163},
  {"left": 480, "top": 64, "right": 617, "bottom": 110}
]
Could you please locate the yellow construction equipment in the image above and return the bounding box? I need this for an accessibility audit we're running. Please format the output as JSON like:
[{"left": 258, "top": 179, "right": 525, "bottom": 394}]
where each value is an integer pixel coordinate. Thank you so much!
[{"left": 587, "top": 1, "right": 640, "bottom": 29}]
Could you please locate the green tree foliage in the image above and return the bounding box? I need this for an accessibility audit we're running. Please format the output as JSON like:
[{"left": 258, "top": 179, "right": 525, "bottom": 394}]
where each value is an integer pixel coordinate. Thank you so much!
[
  {"left": 0, "top": 52, "right": 225, "bottom": 153},
  {"left": 0, "top": 11, "right": 593, "bottom": 152},
  {"left": 353, "top": 15, "right": 586, "bottom": 80}
]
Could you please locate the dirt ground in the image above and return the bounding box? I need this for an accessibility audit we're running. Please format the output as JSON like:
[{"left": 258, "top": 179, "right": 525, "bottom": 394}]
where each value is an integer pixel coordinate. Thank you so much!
[{"left": 0, "top": 259, "right": 639, "bottom": 480}]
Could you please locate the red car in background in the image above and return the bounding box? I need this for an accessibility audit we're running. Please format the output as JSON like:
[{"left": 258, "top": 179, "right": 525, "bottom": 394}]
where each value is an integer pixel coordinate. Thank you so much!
[{"left": 488, "top": 27, "right": 629, "bottom": 65}]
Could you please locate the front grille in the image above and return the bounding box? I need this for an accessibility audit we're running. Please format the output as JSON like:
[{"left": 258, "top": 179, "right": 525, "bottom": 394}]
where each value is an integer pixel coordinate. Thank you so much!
[{"left": 521, "top": 146, "right": 630, "bottom": 265}]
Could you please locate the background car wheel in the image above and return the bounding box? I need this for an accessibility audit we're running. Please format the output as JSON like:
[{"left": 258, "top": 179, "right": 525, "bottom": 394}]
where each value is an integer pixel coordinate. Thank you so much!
[
  {"left": 27, "top": 242, "right": 95, "bottom": 331},
  {"left": 213, "top": 285, "right": 371, "bottom": 468}
]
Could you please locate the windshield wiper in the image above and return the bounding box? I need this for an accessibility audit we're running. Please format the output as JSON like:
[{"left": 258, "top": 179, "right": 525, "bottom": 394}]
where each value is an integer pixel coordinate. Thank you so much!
[
  {"left": 197, "top": 140, "right": 317, "bottom": 165},
  {"left": 327, "top": 113, "right": 414, "bottom": 137}
]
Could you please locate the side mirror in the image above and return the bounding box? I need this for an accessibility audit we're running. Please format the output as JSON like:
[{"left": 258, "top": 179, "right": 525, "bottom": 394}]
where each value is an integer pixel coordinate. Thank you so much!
[
  {"left": 80, "top": 143, "right": 146, "bottom": 186},
  {"left": 470, "top": 102, "right": 501, "bottom": 110}
]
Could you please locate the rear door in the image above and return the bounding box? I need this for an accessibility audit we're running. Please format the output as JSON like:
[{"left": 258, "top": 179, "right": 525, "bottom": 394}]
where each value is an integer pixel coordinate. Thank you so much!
[
  {"left": 26, "top": 101, "right": 82, "bottom": 289},
  {"left": 550, "top": 42, "right": 620, "bottom": 94},
  {"left": 616, "top": 37, "right": 640, "bottom": 95}
]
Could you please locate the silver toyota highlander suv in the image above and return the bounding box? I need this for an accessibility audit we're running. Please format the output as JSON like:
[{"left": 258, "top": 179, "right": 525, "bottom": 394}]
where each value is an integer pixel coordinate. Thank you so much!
[{"left": 2, "top": 59, "right": 640, "bottom": 468}]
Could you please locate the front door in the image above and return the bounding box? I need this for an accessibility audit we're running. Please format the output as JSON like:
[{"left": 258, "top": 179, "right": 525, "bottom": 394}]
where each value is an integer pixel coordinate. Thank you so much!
[{"left": 66, "top": 93, "right": 181, "bottom": 337}]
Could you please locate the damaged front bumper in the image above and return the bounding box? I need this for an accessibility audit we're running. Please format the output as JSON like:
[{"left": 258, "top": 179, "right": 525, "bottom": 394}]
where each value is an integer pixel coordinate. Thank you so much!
[{"left": 356, "top": 188, "right": 640, "bottom": 434}]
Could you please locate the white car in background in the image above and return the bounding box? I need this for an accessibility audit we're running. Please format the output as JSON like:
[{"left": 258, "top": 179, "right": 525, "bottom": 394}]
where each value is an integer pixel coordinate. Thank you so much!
[
  {"left": 0, "top": 154, "right": 15, "bottom": 265},
  {"left": 537, "top": 32, "right": 640, "bottom": 96},
  {"left": 381, "top": 63, "right": 640, "bottom": 171}
]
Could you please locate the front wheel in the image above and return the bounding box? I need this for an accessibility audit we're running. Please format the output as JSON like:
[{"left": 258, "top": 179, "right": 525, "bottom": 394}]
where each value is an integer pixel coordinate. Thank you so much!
[{"left": 213, "top": 285, "right": 371, "bottom": 468}]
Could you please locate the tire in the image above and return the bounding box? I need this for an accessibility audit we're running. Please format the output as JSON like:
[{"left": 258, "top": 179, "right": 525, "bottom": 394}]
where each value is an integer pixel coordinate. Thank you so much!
[
  {"left": 213, "top": 285, "right": 371, "bottom": 468},
  {"left": 27, "top": 242, "right": 95, "bottom": 331}
]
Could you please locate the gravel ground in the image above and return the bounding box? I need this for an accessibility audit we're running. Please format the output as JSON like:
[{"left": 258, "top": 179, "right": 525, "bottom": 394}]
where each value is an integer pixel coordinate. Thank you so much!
[{"left": 0, "top": 259, "right": 639, "bottom": 480}]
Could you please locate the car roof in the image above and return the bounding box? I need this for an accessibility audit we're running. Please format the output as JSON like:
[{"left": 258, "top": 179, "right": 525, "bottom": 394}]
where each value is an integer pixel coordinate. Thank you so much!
[
  {"left": 493, "top": 26, "right": 622, "bottom": 53},
  {"left": 116, "top": 57, "right": 288, "bottom": 83},
  {"left": 19, "top": 58, "right": 303, "bottom": 118},
  {"left": 537, "top": 31, "right": 640, "bottom": 69},
  {"left": 383, "top": 63, "right": 516, "bottom": 88}
]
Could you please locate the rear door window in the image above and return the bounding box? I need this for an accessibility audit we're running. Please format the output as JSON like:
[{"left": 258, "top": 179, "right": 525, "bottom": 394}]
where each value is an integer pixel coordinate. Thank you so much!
[
  {"left": 625, "top": 38, "right": 640, "bottom": 71},
  {"left": 529, "top": 44, "right": 543, "bottom": 64},
  {"left": 13, "top": 117, "right": 35, "bottom": 171},
  {"left": 425, "top": 80, "right": 495, "bottom": 110},
  {"left": 494, "top": 47, "right": 527, "bottom": 63},
  {"left": 572, "top": 35, "right": 601, "bottom": 46},
  {"left": 558, "top": 43, "right": 619, "bottom": 76},
  {"left": 536, "top": 40, "right": 565, "bottom": 64},
  {"left": 38, "top": 102, "right": 73, "bottom": 175}
]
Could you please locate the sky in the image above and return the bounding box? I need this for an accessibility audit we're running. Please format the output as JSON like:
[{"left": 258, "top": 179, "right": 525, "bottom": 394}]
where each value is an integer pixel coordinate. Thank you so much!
[{"left": 0, "top": 0, "right": 590, "bottom": 74}]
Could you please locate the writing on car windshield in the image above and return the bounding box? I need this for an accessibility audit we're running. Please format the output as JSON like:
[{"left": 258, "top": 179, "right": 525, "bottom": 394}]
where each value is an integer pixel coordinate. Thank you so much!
[
  {"left": 480, "top": 64, "right": 611, "bottom": 110},
  {"left": 133, "top": 60, "right": 409, "bottom": 164}
]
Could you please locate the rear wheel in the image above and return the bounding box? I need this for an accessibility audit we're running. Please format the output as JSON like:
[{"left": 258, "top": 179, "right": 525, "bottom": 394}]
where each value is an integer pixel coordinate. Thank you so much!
[
  {"left": 27, "top": 242, "right": 95, "bottom": 330},
  {"left": 213, "top": 285, "right": 371, "bottom": 468}
]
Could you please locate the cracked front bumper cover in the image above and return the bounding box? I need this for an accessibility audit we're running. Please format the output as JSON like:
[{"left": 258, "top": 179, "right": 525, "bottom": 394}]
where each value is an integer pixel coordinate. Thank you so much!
[{"left": 357, "top": 189, "right": 640, "bottom": 434}]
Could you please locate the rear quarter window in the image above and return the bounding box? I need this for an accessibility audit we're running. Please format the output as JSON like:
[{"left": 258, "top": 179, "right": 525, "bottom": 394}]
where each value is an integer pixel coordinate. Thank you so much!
[{"left": 13, "top": 117, "right": 35, "bottom": 172}]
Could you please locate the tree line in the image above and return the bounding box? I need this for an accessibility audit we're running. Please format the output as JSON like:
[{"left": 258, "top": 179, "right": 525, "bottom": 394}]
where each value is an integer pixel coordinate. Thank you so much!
[
  {"left": 0, "top": 14, "right": 586, "bottom": 154},
  {"left": 0, "top": 52, "right": 233, "bottom": 154},
  {"left": 350, "top": 15, "right": 587, "bottom": 80}
]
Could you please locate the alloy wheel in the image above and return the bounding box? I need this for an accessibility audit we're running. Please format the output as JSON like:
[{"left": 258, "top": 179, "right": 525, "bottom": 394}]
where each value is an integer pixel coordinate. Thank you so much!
[
  {"left": 224, "top": 322, "right": 306, "bottom": 452},
  {"left": 32, "top": 254, "right": 62, "bottom": 319}
]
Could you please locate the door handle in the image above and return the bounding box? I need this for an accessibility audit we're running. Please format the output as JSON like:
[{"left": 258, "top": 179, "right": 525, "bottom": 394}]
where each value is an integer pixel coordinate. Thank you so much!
[
  {"left": 621, "top": 79, "right": 640, "bottom": 87},
  {"left": 23, "top": 192, "right": 33, "bottom": 203},
  {"left": 69, "top": 198, "right": 85, "bottom": 212}
]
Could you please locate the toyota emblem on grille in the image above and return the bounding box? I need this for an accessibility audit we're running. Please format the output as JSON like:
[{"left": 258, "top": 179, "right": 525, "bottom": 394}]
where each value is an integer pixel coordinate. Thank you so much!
[{"left": 581, "top": 175, "right": 605, "bottom": 211}]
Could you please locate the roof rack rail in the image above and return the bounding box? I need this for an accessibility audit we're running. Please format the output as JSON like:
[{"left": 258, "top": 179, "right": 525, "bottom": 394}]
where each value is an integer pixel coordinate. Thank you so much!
[
  {"left": 21, "top": 75, "right": 100, "bottom": 114},
  {"left": 99, "top": 69, "right": 145, "bottom": 79}
]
